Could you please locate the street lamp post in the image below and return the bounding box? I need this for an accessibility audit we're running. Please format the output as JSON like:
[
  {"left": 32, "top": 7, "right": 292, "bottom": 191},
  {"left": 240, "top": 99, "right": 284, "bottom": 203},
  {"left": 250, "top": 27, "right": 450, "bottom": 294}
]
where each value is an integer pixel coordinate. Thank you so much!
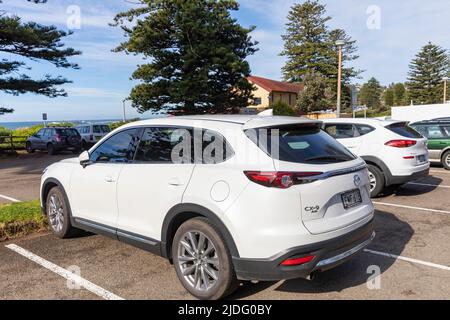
[
  {"left": 122, "top": 98, "right": 127, "bottom": 122},
  {"left": 443, "top": 77, "right": 449, "bottom": 104},
  {"left": 335, "top": 39, "right": 346, "bottom": 118}
]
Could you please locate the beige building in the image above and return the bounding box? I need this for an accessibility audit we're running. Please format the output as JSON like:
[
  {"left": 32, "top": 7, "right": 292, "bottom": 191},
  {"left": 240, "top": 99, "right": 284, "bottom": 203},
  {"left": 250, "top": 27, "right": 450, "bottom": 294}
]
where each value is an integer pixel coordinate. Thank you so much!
[{"left": 247, "top": 76, "right": 304, "bottom": 111}]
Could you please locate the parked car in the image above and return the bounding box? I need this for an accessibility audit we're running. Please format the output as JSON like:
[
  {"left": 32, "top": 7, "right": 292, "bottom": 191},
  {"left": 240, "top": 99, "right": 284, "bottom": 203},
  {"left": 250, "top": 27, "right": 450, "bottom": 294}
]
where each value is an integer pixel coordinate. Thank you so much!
[
  {"left": 75, "top": 123, "right": 111, "bottom": 149},
  {"left": 321, "top": 118, "right": 430, "bottom": 197},
  {"left": 40, "top": 115, "right": 375, "bottom": 300},
  {"left": 26, "top": 127, "right": 82, "bottom": 155},
  {"left": 410, "top": 119, "right": 450, "bottom": 170}
]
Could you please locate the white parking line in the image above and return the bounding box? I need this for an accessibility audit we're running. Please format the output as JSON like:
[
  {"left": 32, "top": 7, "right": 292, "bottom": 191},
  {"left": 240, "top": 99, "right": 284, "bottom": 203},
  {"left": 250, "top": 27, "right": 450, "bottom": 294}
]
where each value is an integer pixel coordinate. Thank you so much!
[
  {"left": 406, "top": 182, "right": 450, "bottom": 189},
  {"left": 5, "top": 244, "right": 124, "bottom": 300},
  {"left": 373, "top": 202, "right": 450, "bottom": 215},
  {"left": 364, "top": 249, "right": 450, "bottom": 272},
  {"left": 0, "top": 194, "right": 20, "bottom": 203}
]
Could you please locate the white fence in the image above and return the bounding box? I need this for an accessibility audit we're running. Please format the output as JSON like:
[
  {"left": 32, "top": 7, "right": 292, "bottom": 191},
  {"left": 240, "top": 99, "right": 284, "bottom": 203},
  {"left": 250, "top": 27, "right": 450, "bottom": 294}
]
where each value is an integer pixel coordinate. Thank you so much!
[{"left": 391, "top": 103, "right": 450, "bottom": 122}]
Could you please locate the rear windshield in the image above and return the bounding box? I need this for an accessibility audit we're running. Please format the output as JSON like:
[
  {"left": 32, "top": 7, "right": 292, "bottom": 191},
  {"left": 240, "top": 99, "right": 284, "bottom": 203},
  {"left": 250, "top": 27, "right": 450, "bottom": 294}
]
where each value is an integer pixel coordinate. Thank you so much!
[
  {"left": 56, "top": 129, "right": 80, "bottom": 137},
  {"left": 245, "top": 124, "right": 356, "bottom": 164},
  {"left": 93, "top": 125, "right": 111, "bottom": 133},
  {"left": 386, "top": 122, "right": 422, "bottom": 138}
]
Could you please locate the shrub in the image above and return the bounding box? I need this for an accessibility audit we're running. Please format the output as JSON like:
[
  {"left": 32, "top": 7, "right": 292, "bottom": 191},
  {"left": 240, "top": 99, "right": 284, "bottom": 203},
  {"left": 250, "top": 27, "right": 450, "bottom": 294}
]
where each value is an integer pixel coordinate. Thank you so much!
[{"left": 272, "top": 101, "right": 298, "bottom": 116}]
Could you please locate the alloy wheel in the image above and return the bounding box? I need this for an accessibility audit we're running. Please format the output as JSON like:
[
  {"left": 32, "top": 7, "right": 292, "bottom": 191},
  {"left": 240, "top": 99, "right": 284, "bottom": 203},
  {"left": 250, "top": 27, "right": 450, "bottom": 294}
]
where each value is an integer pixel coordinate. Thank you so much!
[
  {"left": 445, "top": 154, "right": 450, "bottom": 167},
  {"left": 368, "top": 171, "right": 377, "bottom": 192},
  {"left": 177, "top": 231, "right": 220, "bottom": 292},
  {"left": 48, "top": 194, "right": 64, "bottom": 233}
]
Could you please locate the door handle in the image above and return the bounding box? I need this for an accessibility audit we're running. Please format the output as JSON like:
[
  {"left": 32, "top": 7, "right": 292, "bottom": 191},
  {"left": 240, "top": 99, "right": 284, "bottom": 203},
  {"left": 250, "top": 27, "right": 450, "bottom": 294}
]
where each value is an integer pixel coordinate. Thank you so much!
[
  {"left": 168, "top": 178, "right": 183, "bottom": 186},
  {"left": 105, "top": 175, "right": 116, "bottom": 183}
]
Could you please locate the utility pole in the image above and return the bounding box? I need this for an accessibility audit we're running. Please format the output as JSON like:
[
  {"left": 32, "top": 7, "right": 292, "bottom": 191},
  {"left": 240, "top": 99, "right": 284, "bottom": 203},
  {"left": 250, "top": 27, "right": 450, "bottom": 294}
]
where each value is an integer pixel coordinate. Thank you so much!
[{"left": 335, "top": 40, "right": 346, "bottom": 118}]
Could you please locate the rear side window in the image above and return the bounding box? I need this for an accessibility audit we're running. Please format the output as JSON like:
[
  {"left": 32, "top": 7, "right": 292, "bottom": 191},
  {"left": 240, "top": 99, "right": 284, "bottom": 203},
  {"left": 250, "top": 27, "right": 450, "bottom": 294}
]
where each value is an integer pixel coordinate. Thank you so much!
[
  {"left": 386, "top": 122, "right": 422, "bottom": 138},
  {"left": 93, "top": 125, "right": 111, "bottom": 134},
  {"left": 355, "top": 124, "right": 375, "bottom": 136},
  {"left": 135, "top": 127, "right": 191, "bottom": 163},
  {"left": 324, "top": 124, "right": 357, "bottom": 139},
  {"left": 245, "top": 124, "right": 356, "bottom": 164},
  {"left": 91, "top": 129, "right": 139, "bottom": 163}
]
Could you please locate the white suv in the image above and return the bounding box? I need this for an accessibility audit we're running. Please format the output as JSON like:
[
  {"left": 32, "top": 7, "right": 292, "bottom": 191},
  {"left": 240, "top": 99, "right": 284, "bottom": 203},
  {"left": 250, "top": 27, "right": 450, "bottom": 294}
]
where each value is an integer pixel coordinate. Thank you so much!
[
  {"left": 75, "top": 123, "right": 111, "bottom": 150},
  {"left": 41, "top": 115, "right": 375, "bottom": 300},
  {"left": 322, "top": 118, "right": 430, "bottom": 197}
]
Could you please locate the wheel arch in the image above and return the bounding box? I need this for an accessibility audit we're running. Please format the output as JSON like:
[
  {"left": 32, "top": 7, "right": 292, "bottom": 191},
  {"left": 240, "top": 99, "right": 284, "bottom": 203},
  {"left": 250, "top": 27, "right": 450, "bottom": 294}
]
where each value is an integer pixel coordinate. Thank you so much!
[
  {"left": 361, "top": 156, "right": 391, "bottom": 186},
  {"left": 161, "top": 204, "right": 240, "bottom": 261},
  {"left": 41, "top": 178, "right": 69, "bottom": 216}
]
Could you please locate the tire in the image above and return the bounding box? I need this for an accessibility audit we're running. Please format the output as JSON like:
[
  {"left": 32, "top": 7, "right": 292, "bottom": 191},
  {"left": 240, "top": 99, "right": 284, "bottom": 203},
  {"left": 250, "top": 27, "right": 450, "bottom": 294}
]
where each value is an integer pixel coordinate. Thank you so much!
[
  {"left": 172, "top": 217, "right": 238, "bottom": 300},
  {"left": 442, "top": 151, "right": 450, "bottom": 170},
  {"left": 367, "top": 164, "right": 385, "bottom": 198},
  {"left": 26, "top": 142, "right": 35, "bottom": 153},
  {"left": 47, "top": 143, "right": 56, "bottom": 155},
  {"left": 45, "top": 186, "right": 82, "bottom": 238}
]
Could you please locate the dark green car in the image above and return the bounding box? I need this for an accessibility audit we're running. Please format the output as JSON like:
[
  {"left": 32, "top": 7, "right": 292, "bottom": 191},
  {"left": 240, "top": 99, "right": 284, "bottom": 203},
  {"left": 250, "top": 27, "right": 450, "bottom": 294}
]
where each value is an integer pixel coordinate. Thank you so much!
[{"left": 410, "top": 120, "right": 450, "bottom": 170}]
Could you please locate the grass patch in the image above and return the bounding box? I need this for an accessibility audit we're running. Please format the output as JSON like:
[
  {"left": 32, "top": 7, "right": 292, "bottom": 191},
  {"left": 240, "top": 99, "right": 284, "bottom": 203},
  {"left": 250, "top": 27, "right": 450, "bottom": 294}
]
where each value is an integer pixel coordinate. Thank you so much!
[{"left": 0, "top": 200, "right": 48, "bottom": 241}]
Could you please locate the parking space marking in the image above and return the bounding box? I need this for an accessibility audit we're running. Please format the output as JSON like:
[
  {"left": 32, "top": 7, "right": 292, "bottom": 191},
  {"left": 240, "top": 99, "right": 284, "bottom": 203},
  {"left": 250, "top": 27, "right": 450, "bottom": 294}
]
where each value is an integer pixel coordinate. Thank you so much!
[
  {"left": 5, "top": 244, "right": 124, "bottom": 300},
  {"left": 0, "top": 194, "right": 20, "bottom": 203},
  {"left": 373, "top": 202, "right": 450, "bottom": 215},
  {"left": 364, "top": 249, "right": 450, "bottom": 272},
  {"left": 406, "top": 182, "right": 450, "bottom": 189}
]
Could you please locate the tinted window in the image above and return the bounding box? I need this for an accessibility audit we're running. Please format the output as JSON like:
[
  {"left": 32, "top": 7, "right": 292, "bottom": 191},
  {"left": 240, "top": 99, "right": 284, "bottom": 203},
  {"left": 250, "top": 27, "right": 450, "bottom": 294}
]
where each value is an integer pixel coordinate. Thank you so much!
[
  {"left": 135, "top": 127, "right": 191, "bottom": 163},
  {"left": 56, "top": 129, "right": 80, "bottom": 137},
  {"left": 442, "top": 126, "right": 450, "bottom": 136},
  {"left": 245, "top": 124, "right": 356, "bottom": 164},
  {"left": 93, "top": 125, "right": 111, "bottom": 134},
  {"left": 36, "top": 129, "right": 45, "bottom": 137},
  {"left": 356, "top": 124, "right": 375, "bottom": 136},
  {"left": 324, "top": 124, "right": 357, "bottom": 139},
  {"left": 91, "top": 129, "right": 139, "bottom": 163},
  {"left": 199, "top": 129, "right": 234, "bottom": 164},
  {"left": 43, "top": 129, "right": 52, "bottom": 138},
  {"left": 386, "top": 122, "right": 422, "bottom": 138}
]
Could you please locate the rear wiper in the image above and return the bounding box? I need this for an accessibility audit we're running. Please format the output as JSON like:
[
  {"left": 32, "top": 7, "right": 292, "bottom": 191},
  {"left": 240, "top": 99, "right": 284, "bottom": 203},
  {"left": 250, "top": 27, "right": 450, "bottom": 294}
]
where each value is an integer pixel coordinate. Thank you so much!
[{"left": 305, "top": 155, "right": 350, "bottom": 162}]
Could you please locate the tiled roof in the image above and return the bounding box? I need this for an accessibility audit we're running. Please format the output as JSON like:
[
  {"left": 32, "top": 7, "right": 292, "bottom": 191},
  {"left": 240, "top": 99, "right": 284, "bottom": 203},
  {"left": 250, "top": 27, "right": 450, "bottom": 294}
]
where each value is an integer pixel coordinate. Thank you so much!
[{"left": 247, "top": 76, "right": 304, "bottom": 94}]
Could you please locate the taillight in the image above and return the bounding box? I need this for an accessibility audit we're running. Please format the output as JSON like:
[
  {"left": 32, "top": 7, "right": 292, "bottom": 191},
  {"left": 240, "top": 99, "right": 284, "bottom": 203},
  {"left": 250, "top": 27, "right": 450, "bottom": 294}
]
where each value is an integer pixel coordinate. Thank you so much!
[
  {"left": 281, "top": 255, "right": 315, "bottom": 266},
  {"left": 55, "top": 134, "right": 62, "bottom": 142},
  {"left": 385, "top": 140, "right": 417, "bottom": 148},
  {"left": 244, "top": 171, "right": 323, "bottom": 189}
]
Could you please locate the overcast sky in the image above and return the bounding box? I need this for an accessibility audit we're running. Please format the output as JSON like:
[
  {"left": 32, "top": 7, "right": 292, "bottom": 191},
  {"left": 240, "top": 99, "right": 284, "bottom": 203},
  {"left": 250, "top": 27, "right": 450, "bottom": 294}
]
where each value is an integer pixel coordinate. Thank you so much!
[{"left": 0, "top": 0, "right": 449, "bottom": 122}]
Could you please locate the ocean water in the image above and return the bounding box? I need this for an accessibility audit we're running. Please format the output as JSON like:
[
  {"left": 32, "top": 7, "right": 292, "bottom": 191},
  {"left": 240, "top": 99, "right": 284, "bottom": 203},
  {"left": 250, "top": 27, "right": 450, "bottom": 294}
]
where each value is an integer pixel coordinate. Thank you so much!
[{"left": 0, "top": 119, "right": 122, "bottom": 130}]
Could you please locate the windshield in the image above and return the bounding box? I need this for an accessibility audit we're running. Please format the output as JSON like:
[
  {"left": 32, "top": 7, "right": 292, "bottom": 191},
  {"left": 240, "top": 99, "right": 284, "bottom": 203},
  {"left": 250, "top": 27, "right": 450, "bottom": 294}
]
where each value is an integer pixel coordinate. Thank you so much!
[{"left": 245, "top": 124, "right": 356, "bottom": 164}]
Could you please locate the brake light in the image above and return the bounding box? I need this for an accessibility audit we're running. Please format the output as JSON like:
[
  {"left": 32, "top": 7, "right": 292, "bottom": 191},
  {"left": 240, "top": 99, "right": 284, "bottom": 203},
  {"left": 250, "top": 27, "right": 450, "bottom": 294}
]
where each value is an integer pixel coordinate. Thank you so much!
[
  {"left": 403, "top": 156, "right": 415, "bottom": 160},
  {"left": 385, "top": 140, "right": 417, "bottom": 148},
  {"left": 244, "top": 171, "right": 323, "bottom": 189},
  {"left": 281, "top": 255, "right": 315, "bottom": 266},
  {"left": 55, "top": 134, "right": 62, "bottom": 142}
]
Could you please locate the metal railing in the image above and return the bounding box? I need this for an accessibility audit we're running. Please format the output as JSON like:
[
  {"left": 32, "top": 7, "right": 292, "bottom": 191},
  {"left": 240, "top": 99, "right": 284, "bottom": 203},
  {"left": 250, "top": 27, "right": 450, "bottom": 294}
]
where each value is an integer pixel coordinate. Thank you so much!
[{"left": 0, "top": 134, "right": 28, "bottom": 151}]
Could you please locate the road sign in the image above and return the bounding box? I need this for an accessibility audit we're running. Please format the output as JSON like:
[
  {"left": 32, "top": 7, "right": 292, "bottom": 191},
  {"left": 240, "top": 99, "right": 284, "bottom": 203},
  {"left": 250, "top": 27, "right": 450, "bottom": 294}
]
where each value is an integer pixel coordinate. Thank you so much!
[{"left": 42, "top": 113, "right": 47, "bottom": 121}]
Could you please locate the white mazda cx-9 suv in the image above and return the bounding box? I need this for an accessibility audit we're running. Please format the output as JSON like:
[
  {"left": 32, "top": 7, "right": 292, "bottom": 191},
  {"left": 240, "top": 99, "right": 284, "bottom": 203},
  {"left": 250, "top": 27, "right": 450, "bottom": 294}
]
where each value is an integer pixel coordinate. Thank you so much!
[{"left": 40, "top": 115, "right": 375, "bottom": 300}]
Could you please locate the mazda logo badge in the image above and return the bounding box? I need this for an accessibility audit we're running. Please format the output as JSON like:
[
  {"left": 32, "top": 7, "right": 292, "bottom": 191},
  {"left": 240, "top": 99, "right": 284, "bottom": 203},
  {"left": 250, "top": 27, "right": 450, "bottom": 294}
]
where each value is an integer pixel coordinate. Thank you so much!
[{"left": 354, "top": 175, "right": 361, "bottom": 187}]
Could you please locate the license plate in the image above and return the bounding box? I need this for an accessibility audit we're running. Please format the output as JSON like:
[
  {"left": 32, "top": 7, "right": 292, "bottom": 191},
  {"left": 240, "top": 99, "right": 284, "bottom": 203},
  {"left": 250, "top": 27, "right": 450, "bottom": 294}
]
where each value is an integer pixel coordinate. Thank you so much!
[
  {"left": 341, "top": 189, "right": 362, "bottom": 210},
  {"left": 417, "top": 154, "right": 426, "bottom": 163}
]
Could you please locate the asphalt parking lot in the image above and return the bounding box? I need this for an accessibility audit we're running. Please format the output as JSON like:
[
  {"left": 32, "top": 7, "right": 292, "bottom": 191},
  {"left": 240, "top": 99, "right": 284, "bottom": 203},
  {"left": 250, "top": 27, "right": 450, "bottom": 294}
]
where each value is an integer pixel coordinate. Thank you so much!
[{"left": 1, "top": 152, "right": 450, "bottom": 300}]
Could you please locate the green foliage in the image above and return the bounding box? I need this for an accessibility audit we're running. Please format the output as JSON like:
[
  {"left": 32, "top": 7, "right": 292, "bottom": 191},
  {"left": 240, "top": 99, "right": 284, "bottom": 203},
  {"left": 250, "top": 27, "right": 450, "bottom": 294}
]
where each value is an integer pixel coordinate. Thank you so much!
[
  {"left": 0, "top": 200, "right": 43, "bottom": 224},
  {"left": 272, "top": 101, "right": 297, "bottom": 116},
  {"left": 110, "top": 118, "right": 140, "bottom": 130},
  {"left": 393, "top": 83, "right": 407, "bottom": 106},
  {"left": 0, "top": 0, "right": 80, "bottom": 115},
  {"left": 113, "top": 0, "right": 257, "bottom": 115},
  {"left": 383, "top": 87, "right": 394, "bottom": 107},
  {"left": 358, "top": 77, "right": 382, "bottom": 110},
  {"left": 407, "top": 42, "right": 449, "bottom": 105},
  {"left": 281, "top": 0, "right": 361, "bottom": 110},
  {"left": 297, "top": 71, "right": 333, "bottom": 112}
]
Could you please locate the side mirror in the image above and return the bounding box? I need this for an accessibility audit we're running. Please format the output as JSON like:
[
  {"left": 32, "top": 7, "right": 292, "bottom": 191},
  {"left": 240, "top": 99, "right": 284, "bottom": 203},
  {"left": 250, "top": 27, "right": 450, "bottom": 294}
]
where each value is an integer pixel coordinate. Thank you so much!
[{"left": 78, "top": 151, "right": 91, "bottom": 168}]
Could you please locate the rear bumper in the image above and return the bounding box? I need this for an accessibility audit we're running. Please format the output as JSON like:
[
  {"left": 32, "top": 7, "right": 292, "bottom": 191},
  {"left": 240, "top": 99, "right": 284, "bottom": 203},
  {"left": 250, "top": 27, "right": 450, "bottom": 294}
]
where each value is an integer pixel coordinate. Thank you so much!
[
  {"left": 53, "top": 142, "right": 81, "bottom": 150},
  {"left": 233, "top": 219, "right": 375, "bottom": 281},
  {"left": 388, "top": 167, "right": 430, "bottom": 185}
]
